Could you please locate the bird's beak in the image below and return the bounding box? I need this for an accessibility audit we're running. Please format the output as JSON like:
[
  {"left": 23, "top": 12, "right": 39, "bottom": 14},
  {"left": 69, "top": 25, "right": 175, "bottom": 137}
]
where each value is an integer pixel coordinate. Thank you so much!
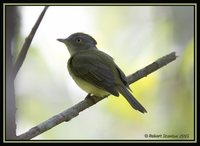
[{"left": 57, "top": 38, "right": 66, "bottom": 43}]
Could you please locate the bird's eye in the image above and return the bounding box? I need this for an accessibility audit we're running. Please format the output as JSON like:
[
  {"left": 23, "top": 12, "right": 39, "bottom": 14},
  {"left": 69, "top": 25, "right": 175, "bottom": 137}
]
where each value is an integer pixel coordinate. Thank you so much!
[{"left": 76, "top": 38, "right": 82, "bottom": 43}]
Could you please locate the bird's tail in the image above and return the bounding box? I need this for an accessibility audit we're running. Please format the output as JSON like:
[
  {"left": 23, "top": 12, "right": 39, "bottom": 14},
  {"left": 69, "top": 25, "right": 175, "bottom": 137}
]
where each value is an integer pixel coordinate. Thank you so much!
[{"left": 117, "top": 85, "right": 147, "bottom": 113}]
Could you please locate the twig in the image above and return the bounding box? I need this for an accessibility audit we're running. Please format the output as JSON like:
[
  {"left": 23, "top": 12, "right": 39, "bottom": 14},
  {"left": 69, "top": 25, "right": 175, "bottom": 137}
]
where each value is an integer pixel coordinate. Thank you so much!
[
  {"left": 17, "top": 51, "right": 177, "bottom": 140},
  {"left": 13, "top": 6, "right": 49, "bottom": 78},
  {"left": 127, "top": 52, "right": 177, "bottom": 84}
]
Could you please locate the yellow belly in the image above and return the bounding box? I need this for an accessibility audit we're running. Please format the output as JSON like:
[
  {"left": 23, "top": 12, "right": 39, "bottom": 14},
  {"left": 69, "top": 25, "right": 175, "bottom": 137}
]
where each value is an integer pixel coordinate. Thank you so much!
[{"left": 70, "top": 73, "right": 109, "bottom": 97}]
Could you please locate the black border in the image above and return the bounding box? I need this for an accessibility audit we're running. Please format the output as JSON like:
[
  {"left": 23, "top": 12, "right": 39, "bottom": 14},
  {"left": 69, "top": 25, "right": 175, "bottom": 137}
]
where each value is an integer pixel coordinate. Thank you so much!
[{"left": 3, "top": 3, "right": 197, "bottom": 143}]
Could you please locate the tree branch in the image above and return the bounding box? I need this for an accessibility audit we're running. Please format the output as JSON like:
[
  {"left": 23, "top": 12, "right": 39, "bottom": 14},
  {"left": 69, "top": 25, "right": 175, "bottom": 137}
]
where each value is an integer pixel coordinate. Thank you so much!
[
  {"left": 13, "top": 6, "right": 49, "bottom": 78},
  {"left": 127, "top": 52, "right": 177, "bottom": 84},
  {"left": 17, "top": 51, "right": 177, "bottom": 140},
  {"left": 6, "top": 6, "right": 18, "bottom": 140}
]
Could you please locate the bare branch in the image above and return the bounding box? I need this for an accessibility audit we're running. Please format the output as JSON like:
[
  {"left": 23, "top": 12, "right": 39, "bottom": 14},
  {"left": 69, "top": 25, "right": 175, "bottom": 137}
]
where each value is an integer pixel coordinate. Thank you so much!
[
  {"left": 6, "top": 6, "right": 18, "bottom": 140},
  {"left": 127, "top": 52, "right": 177, "bottom": 84},
  {"left": 17, "top": 51, "right": 177, "bottom": 140},
  {"left": 13, "top": 6, "right": 49, "bottom": 78}
]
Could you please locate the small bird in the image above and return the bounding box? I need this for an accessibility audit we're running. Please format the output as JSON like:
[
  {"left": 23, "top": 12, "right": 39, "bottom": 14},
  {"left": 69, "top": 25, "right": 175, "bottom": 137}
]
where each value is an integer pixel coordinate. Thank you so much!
[{"left": 57, "top": 32, "right": 147, "bottom": 113}]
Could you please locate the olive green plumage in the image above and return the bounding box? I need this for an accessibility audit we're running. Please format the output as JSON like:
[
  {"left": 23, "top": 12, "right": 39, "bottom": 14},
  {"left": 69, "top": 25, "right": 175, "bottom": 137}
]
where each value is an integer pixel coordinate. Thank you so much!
[{"left": 57, "top": 32, "right": 147, "bottom": 113}]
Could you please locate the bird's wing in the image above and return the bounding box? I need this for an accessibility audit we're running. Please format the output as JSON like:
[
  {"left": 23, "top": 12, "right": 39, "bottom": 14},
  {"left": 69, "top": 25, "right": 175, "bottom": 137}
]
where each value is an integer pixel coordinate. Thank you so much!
[
  {"left": 69, "top": 51, "right": 119, "bottom": 96},
  {"left": 115, "top": 65, "right": 132, "bottom": 91}
]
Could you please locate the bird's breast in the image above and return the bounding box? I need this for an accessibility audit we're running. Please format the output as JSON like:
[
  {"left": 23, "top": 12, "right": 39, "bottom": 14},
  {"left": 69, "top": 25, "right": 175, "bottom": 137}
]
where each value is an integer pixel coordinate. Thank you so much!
[{"left": 67, "top": 60, "right": 109, "bottom": 97}]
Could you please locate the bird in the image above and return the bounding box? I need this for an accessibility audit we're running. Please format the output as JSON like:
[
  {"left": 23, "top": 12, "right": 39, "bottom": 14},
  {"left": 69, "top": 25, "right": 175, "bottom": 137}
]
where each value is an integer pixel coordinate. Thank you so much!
[{"left": 57, "top": 32, "right": 147, "bottom": 113}]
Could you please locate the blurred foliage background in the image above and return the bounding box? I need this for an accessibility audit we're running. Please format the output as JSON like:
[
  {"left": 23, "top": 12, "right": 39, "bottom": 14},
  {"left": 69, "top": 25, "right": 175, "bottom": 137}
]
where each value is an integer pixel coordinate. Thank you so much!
[{"left": 13, "top": 5, "right": 194, "bottom": 140}]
